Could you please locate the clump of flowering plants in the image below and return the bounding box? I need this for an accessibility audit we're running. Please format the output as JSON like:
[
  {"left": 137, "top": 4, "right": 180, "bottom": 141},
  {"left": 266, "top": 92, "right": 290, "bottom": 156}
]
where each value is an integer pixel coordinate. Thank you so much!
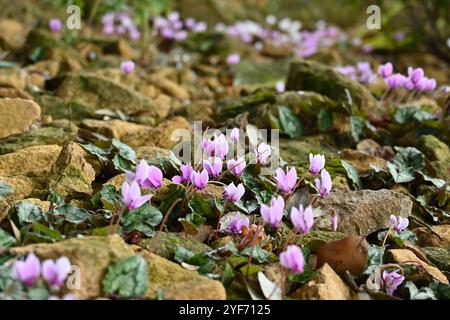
[{"left": 110, "top": 124, "right": 339, "bottom": 299}]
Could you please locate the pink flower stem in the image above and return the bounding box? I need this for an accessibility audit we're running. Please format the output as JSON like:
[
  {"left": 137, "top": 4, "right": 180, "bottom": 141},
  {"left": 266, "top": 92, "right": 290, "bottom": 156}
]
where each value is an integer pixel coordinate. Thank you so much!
[{"left": 245, "top": 222, "right": 265, "bottom": 278}]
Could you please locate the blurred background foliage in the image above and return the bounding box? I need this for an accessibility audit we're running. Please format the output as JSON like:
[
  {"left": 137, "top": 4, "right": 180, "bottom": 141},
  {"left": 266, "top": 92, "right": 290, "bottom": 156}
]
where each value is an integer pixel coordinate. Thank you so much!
[{"left": 0, "top": 0, "right": 448, "bottom": 62}]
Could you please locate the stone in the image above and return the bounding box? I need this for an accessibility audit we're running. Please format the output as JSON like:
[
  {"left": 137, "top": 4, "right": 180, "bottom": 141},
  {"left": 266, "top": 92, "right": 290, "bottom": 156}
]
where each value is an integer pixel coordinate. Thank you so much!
[
  {"left": 0, "top": 120, "right": 78, "bottom": 155},
  {"left": 291, "top": 263, "right": 352, "bottom": 300},
  {"left": 340, "top": 149, "right": 387, "bottom": 173},
  {"left": 139, "top": 250, "right": 226, "bottom": 300},
  {"left": 417, "top": 135, "right": 450, "bottom": 179},
  {"left": 80, "top": 119, "right": 149, "bottom": 140},
  {"left": 0, "top": 98, "right": 41, "bottom": 138},
  {"left": 0, "top": 67, "right": 27, "bottom": 90},
  {"left": 422, "top": 247, "right": 450, "bottom": 273},
  {"left": 414, "top": 225, "right": 450, "bottom": 249},
  {"left": 386, "top": 249, "right": 448, "bottom": 284},
  {"left": 0, "top": 87, "right": 33, "bottom": 99},
  {"left": 0, "top": 145, "right": 61, "bottom": 177},
  {"left": 286, "top": 60, "right": 381, "bottom": 119},
  {"left": 314, "top": 188, "right": 413, "bottom": 236},
  {"left": 147, "top": 75, "right": 190, "bottom": 100},
  {"left": 47, "top": 142, "right": 96, "bottom": 197},
  {"left": 139, "top": 231, "right": 212, "bottom": 260},
  {"left": 55, "top": 73, "right": 162, "bottom": 118},
  {"left": 136, "top": 146, "right": 170, "bottom": 160},
  {"left": 0, "top": 19, "right": 27, "bottom": 49},
  {"left": 122, "top": 116, "right": 191, "bottom": 149},
  {"left": 10, "top": 235, "right": 135, "bottom": 299},
  {"left": 34, "top": 95, "right": 96, "bottom": 122}
]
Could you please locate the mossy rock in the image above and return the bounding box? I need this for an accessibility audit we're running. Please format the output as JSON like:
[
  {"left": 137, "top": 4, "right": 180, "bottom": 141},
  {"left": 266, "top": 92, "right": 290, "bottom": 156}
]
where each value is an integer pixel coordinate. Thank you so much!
[
  {"left": 55, "top": 73, "right": 160, "bottom": 118},
  {"left": 34, "top": 94, "right": 97, "bottom": 122},
  {"left": 422, "top": 247, "right": 450, "bottom": 272},
  {"left": 0, "top": 120, "right": 78, "bottom": 155},
  {"left": 286, "top": 60, "right": 381, "bottom": 119},
  {"left": 417, "top": 135, "right": 450, "bottom": 179},
  {"left": 217, "top": 89, "right": 276, "bottom": 119},
  {"left": 47, "top": 142, "right": 96, "bottom": 197},
  {"left": 139, "top": 231, "right": 212, "bottom": 260}
]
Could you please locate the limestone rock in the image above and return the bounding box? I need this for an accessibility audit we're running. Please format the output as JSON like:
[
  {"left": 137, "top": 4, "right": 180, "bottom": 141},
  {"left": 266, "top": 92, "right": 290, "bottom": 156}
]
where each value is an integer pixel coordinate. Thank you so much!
[
  {"left": 47, "top": 142, "right": 96, "bottom": 197},
  {"left": 0, "top": 68, "right": 27, "bottom": 90},
  {"left": 291, "top": 263, "right": 352, "bottom": 300},
  {"left": 0, "top": 98, "right": 41, "bottom": 139},
  {"left": 386, "top": 249, "right": 448, "bottom": 284},
  {"left": 0, "top": 120, "right": 78, "bottom": 155},
  {"left": 139, "top": 231, "right": 212, "bottom": 260},
  {"left": 286, "top": 60, "right": 381, "bottom": 119},
  {"left": 147, "top": 75, "right": 190, "bottom": 100},
  {"left": 414, "top": 225, "right": 450, "bottom": 249},
  {"left": 0, "top": 87, "right": 33, "bottom": 99},
  {"left": 80, "top": 119, "right": 149, "bottom": 140},
  {"left": 422, "top": 247, "right": 450, "bottom": 273},
  {"left": 55, "top": 73, "right": 162, "bottom": 118},
  {"left": 140, "top": 250, "right": 226, "bottom": 300},
  {"left": 417, "top": 135, "right": 450, "bottom": 179},
  {"left": 0, "top": 19, "right": 27, "bottom": 49},
  {"left": 314, "top": 188, "right": 413, "bottom": 236},
  {"left": 0, "top": 145, "right": 61, "bottom": 177},
  {"left": 122, "top": 116, "right": 191, "bottom": 149}
]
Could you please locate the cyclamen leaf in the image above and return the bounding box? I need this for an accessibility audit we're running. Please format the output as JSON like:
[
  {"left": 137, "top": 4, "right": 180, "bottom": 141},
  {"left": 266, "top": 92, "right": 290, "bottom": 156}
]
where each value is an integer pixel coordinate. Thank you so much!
[
  {"left": 0, "top": 229, "right": 16, "bottom": 248},
  {"left": 111, "top": 139, "right": 136, "bottom": 161},
  {"left": 121, "top": 204, "right": 163, "bottom": 237},
  {"left": 102, "top": 255, "right": 148, "bottom": 298},
  {"left": 341, "top": 160, "right": 362, "bottom": 190},
  {"left": 54, "top": 205, "right": 91, "bottom": 225},
  {"left": 12, "top": 202, "right": 46, "bottom": 226}
]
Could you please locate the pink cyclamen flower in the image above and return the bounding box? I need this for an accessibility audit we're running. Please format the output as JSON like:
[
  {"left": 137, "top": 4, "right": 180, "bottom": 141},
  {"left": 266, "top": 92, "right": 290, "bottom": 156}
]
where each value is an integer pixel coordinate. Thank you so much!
[
  {"left": 49, "top": 19, "right": 62, "bottom": 33},
  {"left": 202, "top": 134, "right": 229, "bottom": 159},
  {"left": 275, "top": 167, "right": 297, "bottom": 193},
  {"left": 13, "top": 253, "right": 41, "bottom": 286},
  {"left": 382, "top": 269, "right": 405, "bottom": 296},
  {"left": 121, "top": 180, "right": 152, "bottom": 209},
  {"left": 280, "top": 245, "right": 305, "bottom": 274},
  {"left": 227, "top": 157, "right": 246, "bottom": 176},
  {"left": 378, "top": 62, "right": 393, "bottom": 78},
  {"left": 407, "top": 67, "right": 424, "bottom": 84},
  {"left": 331, "top": 212, "right": 338, "bottom": 231},
  {"left": 145, "top": 165, "right": 164, "bottom": 189},
  {"left": 315, "top": 169, "right": 332, "bottom": 197},
  {"left": 203, "top": 157, "right": 223, "bottom": 177},
  {"left": 42, "top": 257, "right": 71, "bottom": 287},
  {"left": 290, "top": 204, "right": 314, "bottom": 234},
  {"left": 230, "top": 128, "right": 239, "bottom": 143},
  {"left": 309, "top": 153, "right": 325, "bottom": 175},
  {"left": 120, "top": 60, "right": 135, "bottom": 74},
  {"left": 260, "top": 195, "right": 285, "bottom": 228},
  {"left": 255, "top": 143, "right": 271, "bottom": 164},
  {"left": 384, "top": 73, "right": 405, "bottom": 90},
  {"left": 228, "top": 213, "right": 250, "bottom": 234},
  {"left": 223, "top": 182, "right": 245, "bottom": 203},
  {"left": 226, "top": 53, "right": 240, "bottom": 65},
  {"left": 190, "top": 169, "right": 209, "bottom": 190},
  {"left": 389, "top": 214, "right": 409, "bottom": 232},
  {"left": 172, "top": 164, "right": 193, "bottom": 184},
  {"left": 275, "top": 81, "right": 285, "bottom": 93}
]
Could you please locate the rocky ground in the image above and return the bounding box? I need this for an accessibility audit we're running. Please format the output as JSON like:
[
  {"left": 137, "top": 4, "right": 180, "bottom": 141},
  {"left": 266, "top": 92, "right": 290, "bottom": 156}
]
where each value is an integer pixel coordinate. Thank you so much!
[{"left": 0, "top": 1, "right": 449, "bottom": 300}]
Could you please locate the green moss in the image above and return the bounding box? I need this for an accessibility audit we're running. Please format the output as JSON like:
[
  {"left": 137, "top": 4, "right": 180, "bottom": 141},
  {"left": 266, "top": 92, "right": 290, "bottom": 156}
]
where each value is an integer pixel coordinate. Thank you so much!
[
  {"left": 0, "top": 121, "right": 78, "bottom": 155},
  {"left": 422, "top": 247, "right": 450, "bottom": 272},
  {"left": 139, "top": 232, "right": 212, "bottom": 260}
]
